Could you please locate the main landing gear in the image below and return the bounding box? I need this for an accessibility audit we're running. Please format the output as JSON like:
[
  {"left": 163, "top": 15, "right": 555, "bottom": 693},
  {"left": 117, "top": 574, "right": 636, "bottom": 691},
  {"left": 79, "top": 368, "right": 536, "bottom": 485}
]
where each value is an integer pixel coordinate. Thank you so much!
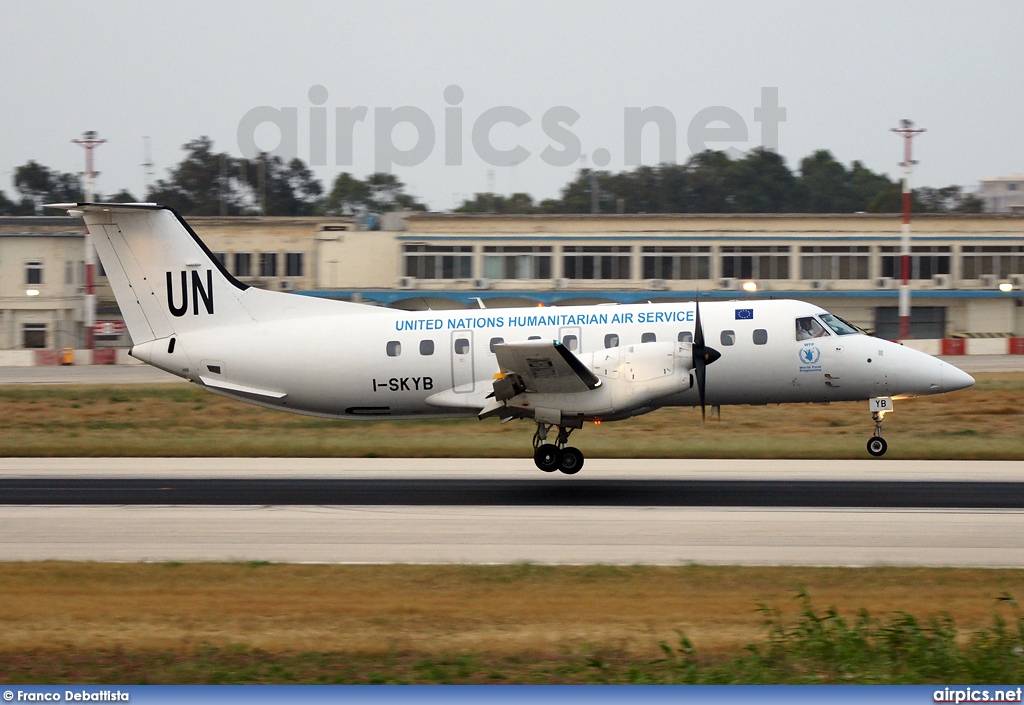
[
  {"left": 867, "top": 410, "right": 888, "bottom": 457},
  {"left": 533, "top": 423, "right": 584, "bottom": 474}
]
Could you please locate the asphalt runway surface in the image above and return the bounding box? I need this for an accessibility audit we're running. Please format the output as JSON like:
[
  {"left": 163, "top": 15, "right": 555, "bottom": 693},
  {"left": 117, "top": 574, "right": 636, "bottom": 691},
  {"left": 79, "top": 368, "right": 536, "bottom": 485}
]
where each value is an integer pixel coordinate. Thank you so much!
[
  {"left": 1, "top": 459, "right": 1023, "bottom": 566},
  {"left": 3, "top": 477, "right": 1024, "bottom": 508}
]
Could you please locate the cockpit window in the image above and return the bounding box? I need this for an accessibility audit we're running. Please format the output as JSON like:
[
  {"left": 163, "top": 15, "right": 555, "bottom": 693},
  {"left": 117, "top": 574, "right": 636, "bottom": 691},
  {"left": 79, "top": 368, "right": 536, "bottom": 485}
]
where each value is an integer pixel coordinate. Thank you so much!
[
  {"left": 795, "top": 316, "right": 829, "bottom": 341},
  {"left": 820, "top": 313, "right": 862, "bottom": 336}
]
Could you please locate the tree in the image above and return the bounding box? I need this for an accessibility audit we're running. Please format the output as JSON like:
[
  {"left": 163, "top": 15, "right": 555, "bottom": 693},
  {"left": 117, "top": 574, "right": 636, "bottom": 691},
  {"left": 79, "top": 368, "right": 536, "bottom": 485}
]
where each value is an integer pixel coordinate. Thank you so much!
[
  {"left": 13, "top": 160, "right": 83, "bottom": 210},
  {"left": 148, "top": 137, "right": 237, "bottom": 215},
  {"left": 454, "top": 192, "right": 537, "bottom": 214},
  {"left": 321, "top": 172, "right": 371, "bottom": 215},
  {"left": 725, "top": 148, "right": 800, "bottom": 213},
  {"left": 237, "top": 153, "right": 324, "bottom": 216},
  {"left": 364, "top": 173, "right": 426, "bottom": 212},
  {"left": 0, "top": 189, "right": 35, "bottom": 215},
  {"left": 798, "top": 150, "right": 859, "bottom": 212},
  {"left": 104, "top": 189, "right": 139, "bottom": 204}
]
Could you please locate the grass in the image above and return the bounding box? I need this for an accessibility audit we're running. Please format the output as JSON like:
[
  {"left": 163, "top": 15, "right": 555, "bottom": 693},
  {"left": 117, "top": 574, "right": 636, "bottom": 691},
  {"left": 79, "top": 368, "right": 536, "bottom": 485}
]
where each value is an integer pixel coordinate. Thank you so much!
[
  {"left": 1, "top": 564, "right": 1023, "bottom": 683},
  {"left": 0, "top": 373, "right": 1023, "bottom": 458}
]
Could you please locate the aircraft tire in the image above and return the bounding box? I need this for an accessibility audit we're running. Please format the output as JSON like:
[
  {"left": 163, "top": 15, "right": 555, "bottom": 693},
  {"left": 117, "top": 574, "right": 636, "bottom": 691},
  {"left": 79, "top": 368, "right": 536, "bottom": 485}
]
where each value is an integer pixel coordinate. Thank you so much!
[
  {"left": 558, "top": 447, "right": 584, "bottom": 475},
  {"left": 534, "top": 444, "right": 560, "bottom": 472},
  {"left": 866, "top": 437, "right": 888, "bottom": 457}
]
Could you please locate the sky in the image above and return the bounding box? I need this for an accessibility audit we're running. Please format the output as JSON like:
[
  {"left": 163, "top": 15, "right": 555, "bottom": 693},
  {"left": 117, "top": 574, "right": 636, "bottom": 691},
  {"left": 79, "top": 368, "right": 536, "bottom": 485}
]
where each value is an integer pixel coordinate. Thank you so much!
[{"left": 1, "top": 1, "right": 1022, "bottom": 210}]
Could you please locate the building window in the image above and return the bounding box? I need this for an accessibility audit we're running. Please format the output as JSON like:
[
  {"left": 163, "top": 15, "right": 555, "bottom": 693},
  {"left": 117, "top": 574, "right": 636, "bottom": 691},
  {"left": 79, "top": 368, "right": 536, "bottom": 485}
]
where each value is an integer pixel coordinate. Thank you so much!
[
  {"left": 961, "top": 246, "right": 1024, "bottom": 279},
  {"left": 285, "top": 252, "right": 304, "bottom": 277},
  {"left": 386, "top": 341, "right": 401, "bottom": 357},
  {"left": 404, "top": 244, "right": 473, "bottom": 279},
  {"left": 641, "top": 246, "right": 710, "bottom": 280},
  {"left": 752, "top": 329, "right": 768, "bottom": 345},
  {"left": 604, "top": 333, "right": 619, "bottom": 348},
  {"left": 720, "top": 246, "right": 789, "bottom": 279},
  {"left": 563, "top": 246, "right": 631, "bottom": 279},
  {"left": 213, "top": 252, "right": 227, "bottom": 267},
  {"left": 880, "top": 246, "right": 950, "bottom": 279},
  {"left": 419, "top": 340, "right": 434, "bottom": 356},
  {"left": 482, "top": 246, "right": 552, "bottom": 279},
  {"left": 800, "top": 246, "right": 870, "bottom": 280},
  {"left": 259, "top": 252, "right": 278, "bottom": 277},
  {"left": 641, "top": 332, "right": 656, "bottom": 343},
  {"left": 25, "top": 261, "right": 43, "bottom": 285},
  {"left": 23, "top": 323, "right": 46, "bottom": 349},
  {"left": 233, "top": 252, "right": 252, "bottom": 277}
]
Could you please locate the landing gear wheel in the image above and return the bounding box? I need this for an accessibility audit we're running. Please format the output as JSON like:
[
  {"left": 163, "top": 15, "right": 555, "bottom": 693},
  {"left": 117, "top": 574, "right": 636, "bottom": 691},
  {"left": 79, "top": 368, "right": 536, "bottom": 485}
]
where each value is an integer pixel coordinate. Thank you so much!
[
  {"left": 867, "top": 437, "right": 888, "bottom": 457},
  {"left": 534, "top": 444, "right": 560, "bottom": 472},
  {"left": 557, "top": 447, "right": 584, "bottom": 475}
]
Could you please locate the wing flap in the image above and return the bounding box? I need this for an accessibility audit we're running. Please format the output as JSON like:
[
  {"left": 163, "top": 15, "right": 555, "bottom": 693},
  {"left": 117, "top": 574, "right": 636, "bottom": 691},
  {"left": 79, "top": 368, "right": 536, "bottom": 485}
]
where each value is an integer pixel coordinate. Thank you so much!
[{"left": 494, "top": 340, "right": 600, "bottom": 394}]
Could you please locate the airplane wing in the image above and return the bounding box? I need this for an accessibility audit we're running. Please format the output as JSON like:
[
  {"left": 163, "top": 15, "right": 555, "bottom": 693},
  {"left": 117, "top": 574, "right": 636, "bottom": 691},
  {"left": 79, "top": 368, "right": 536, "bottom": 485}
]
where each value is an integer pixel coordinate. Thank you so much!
[{"left": 494, "top": 340, "right": 601, "bottom": 394}]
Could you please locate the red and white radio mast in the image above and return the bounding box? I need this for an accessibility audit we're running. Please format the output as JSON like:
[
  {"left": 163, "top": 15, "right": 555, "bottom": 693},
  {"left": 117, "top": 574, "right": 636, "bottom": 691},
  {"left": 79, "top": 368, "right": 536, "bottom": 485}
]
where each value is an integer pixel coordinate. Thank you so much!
[
  {"left": 890, "top": 119, "right": 925, "bottom": 341},
  {"left": 72, "top": 130, "right": 106, "bottom": 350}
]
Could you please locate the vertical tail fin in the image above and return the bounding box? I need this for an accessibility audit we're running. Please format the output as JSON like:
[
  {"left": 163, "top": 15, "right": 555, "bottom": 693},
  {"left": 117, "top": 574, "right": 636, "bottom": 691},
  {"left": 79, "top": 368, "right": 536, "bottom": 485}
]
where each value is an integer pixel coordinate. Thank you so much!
[{"left": 48, "top": 203, "right": 254, "bottom": 345}]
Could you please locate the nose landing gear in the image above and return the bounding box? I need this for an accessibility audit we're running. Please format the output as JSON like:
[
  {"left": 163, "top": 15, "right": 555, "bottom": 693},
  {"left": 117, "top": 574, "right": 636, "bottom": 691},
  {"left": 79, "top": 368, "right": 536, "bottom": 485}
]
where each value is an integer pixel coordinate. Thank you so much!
[
  {"left": 533, "top": 423, "right": 585, "bottom": 474},
  {"left": 867, "top": 410, "right": 888, "bottom": 457}
]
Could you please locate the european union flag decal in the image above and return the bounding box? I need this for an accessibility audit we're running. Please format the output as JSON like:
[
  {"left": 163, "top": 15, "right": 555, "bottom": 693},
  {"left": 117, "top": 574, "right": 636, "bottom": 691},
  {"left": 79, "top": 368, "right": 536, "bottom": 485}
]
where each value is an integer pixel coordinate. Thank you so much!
[{"left": 735, "top": 308, "right": 754, "bottom": 320}]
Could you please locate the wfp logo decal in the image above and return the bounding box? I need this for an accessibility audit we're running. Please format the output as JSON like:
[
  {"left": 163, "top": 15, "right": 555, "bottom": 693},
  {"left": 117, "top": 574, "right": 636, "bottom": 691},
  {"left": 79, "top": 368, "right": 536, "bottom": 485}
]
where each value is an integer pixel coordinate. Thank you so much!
[
  {"left": 798, "top": 343, "right": 822, "bottom": 372},
  {"left": 166, "top": 270, "right": 214, "bottom": 317},
  {"left": 799, "top": 345, "right": 821, "bottom": 365}
]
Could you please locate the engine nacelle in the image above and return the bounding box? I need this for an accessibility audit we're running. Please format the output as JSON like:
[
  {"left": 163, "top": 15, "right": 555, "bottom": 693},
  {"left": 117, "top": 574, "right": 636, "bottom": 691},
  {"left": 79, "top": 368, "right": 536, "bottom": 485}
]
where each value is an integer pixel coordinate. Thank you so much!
[{"left": 501, "top": 341, "right": 693, "bottom": 424}]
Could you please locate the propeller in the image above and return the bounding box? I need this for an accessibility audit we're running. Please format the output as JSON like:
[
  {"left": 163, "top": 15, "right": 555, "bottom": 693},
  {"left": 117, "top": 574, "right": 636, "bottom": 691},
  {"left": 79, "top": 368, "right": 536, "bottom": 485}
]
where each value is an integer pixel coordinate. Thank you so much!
[{"left": 691, "top": 295, "right": 721, "bottom": 421}]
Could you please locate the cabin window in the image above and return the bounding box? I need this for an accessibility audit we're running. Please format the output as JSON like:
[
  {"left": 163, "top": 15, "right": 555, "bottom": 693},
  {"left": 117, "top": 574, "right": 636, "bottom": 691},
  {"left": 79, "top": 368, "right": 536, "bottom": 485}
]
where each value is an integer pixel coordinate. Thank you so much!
[
  {"left": 720, "top": 330, "right": 736, "bottom": 346},
  {"left": 562, "top": 334, "right": 578, "bottom": 351},
  {"left": 752, "top": 329, "right": 768, "bottom": 345},
  {"left": 795, "top": 317, "right": 829, "bottom": 341},
  {"left": 528, "top": 336, "right": 541, "bottom": 341},
  {"left": 604, "top": 333, "right": 619, "bottom": 348},
  {"left": 419, "top": 340, "right": 434, "bottom": 356},
  {"left": 641, "top": 332, "right": 656, "bottom": 343},
  {"left": 820, "top": 313, "right": 860, "bottom": 336},
  {"left": 454, "top": 338, "right": 470, "bottom": 355},
  {"left": 489, "top": 337, "right": 504, "bottom": 353},
  {"left": 677, "top": 331, "right": 693, "bottom": 343},
  {"left": 386, "top": 341, "right": 402, "bottom": 357}
]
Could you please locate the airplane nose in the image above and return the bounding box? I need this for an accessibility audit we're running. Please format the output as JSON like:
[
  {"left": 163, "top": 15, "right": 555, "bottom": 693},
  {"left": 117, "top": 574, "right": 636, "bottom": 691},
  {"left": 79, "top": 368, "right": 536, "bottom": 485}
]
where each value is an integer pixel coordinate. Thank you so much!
[{"left": 941, "top": 362, "right": 975, "bottom": 393}]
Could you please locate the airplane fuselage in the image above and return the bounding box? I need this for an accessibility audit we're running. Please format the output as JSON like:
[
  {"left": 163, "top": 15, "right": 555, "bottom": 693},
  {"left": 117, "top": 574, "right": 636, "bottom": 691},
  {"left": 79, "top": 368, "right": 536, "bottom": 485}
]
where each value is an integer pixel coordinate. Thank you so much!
[{"left": 131, "top": 298, "right": 970, "bottom": 420}]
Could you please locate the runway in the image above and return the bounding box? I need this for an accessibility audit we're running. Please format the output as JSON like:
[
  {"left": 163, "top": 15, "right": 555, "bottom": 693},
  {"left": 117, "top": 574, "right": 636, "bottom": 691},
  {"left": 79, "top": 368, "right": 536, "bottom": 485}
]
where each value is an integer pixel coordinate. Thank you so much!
[
  {"left": 3, "top": 477, "right": 1024, "bottom": 508},
  {"left": 1, "top": 458, "right": 1022, "bottom": 567}
]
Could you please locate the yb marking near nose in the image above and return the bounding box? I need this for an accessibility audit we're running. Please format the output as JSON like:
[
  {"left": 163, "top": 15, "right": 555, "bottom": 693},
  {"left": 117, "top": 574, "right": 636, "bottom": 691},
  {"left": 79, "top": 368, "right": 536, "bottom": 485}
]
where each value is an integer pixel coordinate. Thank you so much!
[{"left": 166, "top": 270, "right": 214, "bottom": 316}]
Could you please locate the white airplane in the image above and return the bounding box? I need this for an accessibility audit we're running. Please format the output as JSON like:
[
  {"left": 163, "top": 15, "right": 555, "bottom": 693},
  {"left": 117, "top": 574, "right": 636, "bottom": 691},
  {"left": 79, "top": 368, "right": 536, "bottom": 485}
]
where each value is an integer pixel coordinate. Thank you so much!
[{"left": 50, "top": 203, "right": 975, "bottom": 472}]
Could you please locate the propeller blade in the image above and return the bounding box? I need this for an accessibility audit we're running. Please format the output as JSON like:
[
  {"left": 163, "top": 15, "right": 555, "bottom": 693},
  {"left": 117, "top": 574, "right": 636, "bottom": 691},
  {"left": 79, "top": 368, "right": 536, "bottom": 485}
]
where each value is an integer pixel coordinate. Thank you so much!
[
  {"left": 693, "top": 294, "right": 704, "bottom": 348},
  {"left": 691, "top": 295, "right": 720, "bottom": 423}
]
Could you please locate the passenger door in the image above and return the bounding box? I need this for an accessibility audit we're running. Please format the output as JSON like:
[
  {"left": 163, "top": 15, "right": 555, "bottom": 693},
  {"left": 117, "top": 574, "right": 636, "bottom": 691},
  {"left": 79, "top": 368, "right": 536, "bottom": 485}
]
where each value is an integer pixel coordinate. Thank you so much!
[{"left": 450, "top": 330, "right": 475, "bottom": 393}]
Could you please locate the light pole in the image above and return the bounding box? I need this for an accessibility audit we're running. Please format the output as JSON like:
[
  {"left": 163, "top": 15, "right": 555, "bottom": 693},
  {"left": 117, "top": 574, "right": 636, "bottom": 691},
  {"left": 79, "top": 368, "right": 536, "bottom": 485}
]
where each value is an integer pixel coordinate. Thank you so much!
[
  {"left": 72, "top": 130, "right": 106, "bottom": 350},
  {"left": 890, "top": 120, "right": 925, "bottom": 341}
]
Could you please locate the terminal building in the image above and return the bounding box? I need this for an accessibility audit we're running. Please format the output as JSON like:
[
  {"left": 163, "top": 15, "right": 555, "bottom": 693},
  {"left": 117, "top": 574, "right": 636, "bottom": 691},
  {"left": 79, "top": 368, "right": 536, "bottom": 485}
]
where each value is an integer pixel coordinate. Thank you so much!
[{"left": 2, "top": 211, "right": 1023, "bottom": 351}]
